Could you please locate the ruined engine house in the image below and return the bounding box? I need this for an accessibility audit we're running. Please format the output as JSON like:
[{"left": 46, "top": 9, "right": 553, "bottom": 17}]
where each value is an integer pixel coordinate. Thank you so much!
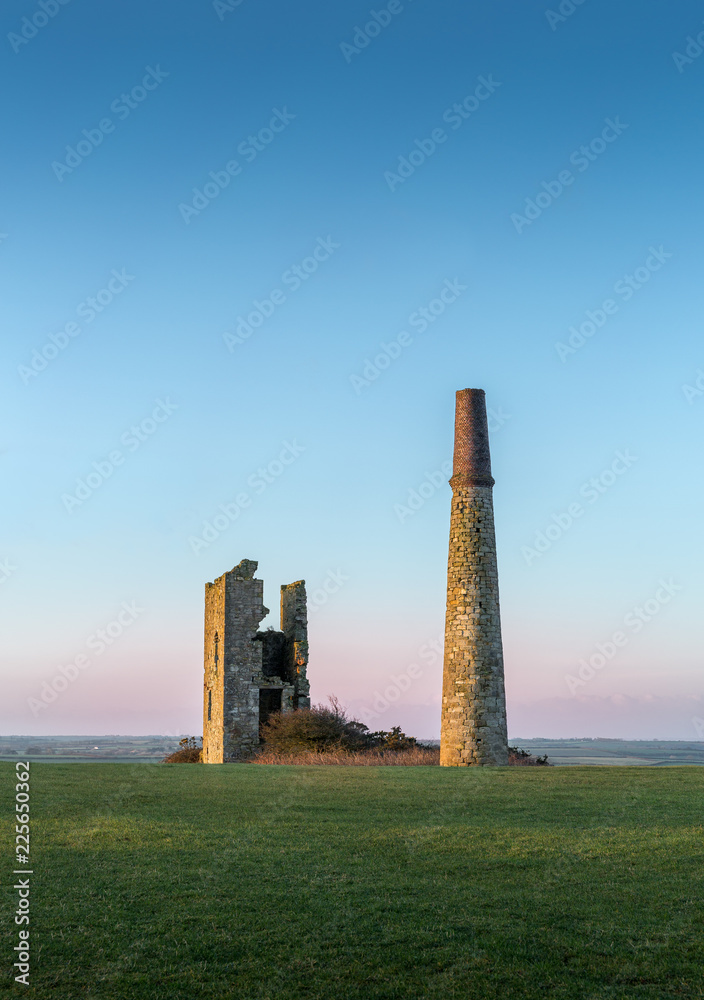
[{"left": 202, "top": 559, "right": 309, "bottom": 763}]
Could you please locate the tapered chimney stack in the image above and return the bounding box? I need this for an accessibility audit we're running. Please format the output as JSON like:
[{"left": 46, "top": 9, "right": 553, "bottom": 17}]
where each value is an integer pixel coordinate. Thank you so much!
[{"left": 440, "top": 389, "right": 508, "bottom": 766}]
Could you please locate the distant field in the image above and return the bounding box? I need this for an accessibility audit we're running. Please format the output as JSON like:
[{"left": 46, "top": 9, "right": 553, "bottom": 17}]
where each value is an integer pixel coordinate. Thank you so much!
[
  {"left": 513, "top": 738, "right": 704, "bottom": 767},
  {"left": 0, "top": 735, "right": 180, "bottom": 763},
  {"left": 3, "top": 763, "right": 704, "bottom": 999},
  {"left": 3, "top": 735, "right": 704, "bottom": 765}
]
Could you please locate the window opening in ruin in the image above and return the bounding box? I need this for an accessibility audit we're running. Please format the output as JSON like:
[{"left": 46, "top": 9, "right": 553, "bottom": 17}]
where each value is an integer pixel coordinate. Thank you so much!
[
  {"left": 207, "top": 690, "right": 212, "bottom": 721},
  {"left": 214, "top": 633, "right": 219, "bottom": 672},
  {"left": 258, "top": 688, "right": 282, "bottom": 733}
]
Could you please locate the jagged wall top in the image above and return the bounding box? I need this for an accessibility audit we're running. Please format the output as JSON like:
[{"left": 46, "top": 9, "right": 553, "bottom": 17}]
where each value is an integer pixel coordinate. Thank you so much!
[{"left": 231, "top": 559, "right": 258, "bottom": 579}]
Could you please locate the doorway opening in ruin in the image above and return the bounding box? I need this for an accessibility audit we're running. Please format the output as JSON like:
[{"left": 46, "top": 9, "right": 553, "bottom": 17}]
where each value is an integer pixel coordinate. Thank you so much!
[{"left": 259, "top": 688, "right": 282, "bottom": 733}]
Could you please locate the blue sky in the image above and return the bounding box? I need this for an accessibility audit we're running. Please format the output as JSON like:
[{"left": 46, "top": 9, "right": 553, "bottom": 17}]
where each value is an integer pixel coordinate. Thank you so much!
[{"left": 2, "top": 0, "right": 703, "bottom": 739}]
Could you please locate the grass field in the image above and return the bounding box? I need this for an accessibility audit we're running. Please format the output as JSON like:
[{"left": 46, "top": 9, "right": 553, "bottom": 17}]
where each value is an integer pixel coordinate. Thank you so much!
[{"left": 4, "top": 763, "right": 704, "bottom": 999}]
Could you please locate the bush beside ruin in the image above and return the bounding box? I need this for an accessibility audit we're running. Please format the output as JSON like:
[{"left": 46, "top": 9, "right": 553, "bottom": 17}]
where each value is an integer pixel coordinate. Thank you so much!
[
  {"left": 508, "top": 745, "right": 551, "bottom": 766},
  {"left": 256, "top": 697, "right": 423, "bottom": 760},
  {"left": 163, "top": 737, "right": 202, "bottom": 763}
]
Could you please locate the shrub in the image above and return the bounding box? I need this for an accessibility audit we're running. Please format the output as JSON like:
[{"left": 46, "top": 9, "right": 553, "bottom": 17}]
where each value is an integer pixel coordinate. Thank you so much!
[
  {"left": 258, "top": 697, "right": 422, "bottom": 756},
  {"left": 367, "top": 726, "right": 418, "bottom": 751},
  {"left": 258, "top": 697, "right": 371, "bottom": 754},
  {"left": 163, "top": 737, "right": 202, "bottom": 763},
  {"left": 508, "top": 745, "right": 551, "bottom": 766}
]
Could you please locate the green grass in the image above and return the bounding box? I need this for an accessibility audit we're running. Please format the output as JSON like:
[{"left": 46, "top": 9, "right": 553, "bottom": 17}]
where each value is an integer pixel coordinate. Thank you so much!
[{"left": 3, "top": 764, "right": 704, "bottom": 999}]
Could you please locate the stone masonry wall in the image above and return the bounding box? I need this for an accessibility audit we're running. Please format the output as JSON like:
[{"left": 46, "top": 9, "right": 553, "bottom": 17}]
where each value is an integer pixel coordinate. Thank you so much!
[
  {"left": 440, "top": 485, "right": 508, "bottom": 765},
  {"left": 202, "top": 574, "right": 226, "bottom": 764},
  {"left": 202, "top": 559, "right": 266, "bottom": 763},
  {"left": 203, "top": 561, "right": 309, "bottom": 761},
  {"left": 440, "top": 389, "right": 508, "bottom": 766},
  {"left": 222, "top": 565, "right": 267, "bottom": 759},
  {"left": 281, "top": 581, "right": 310, "bottom": 708}
]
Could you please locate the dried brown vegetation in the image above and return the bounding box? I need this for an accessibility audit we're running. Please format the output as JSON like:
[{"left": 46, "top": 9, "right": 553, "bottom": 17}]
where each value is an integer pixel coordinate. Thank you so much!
[{"left": 252, "top": 745, "right": 440, "bottom": 766}]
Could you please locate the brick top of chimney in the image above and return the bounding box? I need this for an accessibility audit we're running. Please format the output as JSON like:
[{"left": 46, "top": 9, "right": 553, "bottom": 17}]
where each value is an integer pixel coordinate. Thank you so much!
[{"left": 450, "top": 388, "right": 495, "bottom": 488}]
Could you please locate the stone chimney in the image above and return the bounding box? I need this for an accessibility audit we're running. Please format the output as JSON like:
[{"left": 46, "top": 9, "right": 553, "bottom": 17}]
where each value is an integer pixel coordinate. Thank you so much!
[{"left": 440, "top": 389, "right": 508, "bottom": 766}]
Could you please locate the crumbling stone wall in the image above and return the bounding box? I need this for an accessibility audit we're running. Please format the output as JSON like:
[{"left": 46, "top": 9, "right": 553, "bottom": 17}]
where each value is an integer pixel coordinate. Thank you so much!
[
  {"left": 202, "top": 559, "right": 264, "bottom": 762},
  {"left": 202, "top": 559, "right": 309, "bottom": 763},
  {"left": 440, "top": 389, "right": 508, "bottom": 766},
  {"left": 202, "top": 572, "right": 227, "bottom": 764},
  {"left": 281, "top": 581, "right": 310, "bottom": 709}
]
